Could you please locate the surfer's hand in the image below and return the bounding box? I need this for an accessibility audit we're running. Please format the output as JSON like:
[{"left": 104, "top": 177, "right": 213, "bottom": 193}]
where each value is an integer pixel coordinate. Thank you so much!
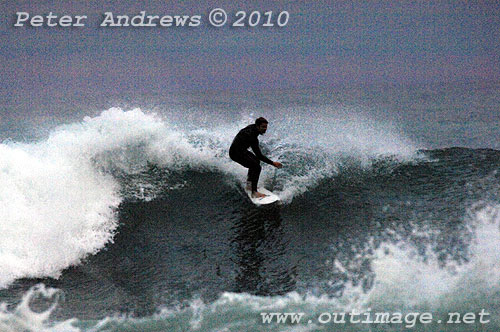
[{"left": 273, "top": 161, "right": 283, "bottom": 168}]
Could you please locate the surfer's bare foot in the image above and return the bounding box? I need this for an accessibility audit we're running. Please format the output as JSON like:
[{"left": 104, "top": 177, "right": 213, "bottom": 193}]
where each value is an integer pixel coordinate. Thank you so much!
[{"left": 252, "top": 191, "right": 267, "bottom": 198}]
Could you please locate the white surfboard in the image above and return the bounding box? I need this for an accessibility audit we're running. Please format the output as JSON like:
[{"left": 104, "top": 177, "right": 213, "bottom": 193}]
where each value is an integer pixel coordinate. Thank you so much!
[{"left": 245, "top": 187, "right": 280, "bottom": 205}]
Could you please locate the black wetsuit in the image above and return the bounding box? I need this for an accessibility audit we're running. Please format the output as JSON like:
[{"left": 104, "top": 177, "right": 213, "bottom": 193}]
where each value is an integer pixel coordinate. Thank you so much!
[{"left": 229, "top": 124, "right": 274, "bottom": 192}]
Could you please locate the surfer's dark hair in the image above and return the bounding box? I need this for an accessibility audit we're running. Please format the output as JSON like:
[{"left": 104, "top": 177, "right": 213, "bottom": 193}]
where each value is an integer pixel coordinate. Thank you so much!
[{"left": 255, "top": 117, "right": 268, "bottom": 126}]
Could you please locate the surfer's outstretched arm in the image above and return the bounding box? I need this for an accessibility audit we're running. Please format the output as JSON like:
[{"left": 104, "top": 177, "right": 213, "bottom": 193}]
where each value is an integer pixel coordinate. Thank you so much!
[
  {"left": 250, "top": 141, "right": 273, "bottom": 165},
  {"left": 250, "top": 142, "right": 283, "bottom": 169}
]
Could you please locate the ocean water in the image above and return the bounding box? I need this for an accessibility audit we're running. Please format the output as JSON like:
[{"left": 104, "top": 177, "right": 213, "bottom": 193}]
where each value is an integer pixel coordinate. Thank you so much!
[{"left": 1, "top": 83, "right": 500, "bottom": 331}]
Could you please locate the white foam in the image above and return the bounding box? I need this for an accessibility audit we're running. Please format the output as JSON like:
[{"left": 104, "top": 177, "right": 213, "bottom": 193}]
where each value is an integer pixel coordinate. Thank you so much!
[
  {"left": 365, "top": 202, "right": 500, "bottom": 314},
  {"left": 0, "top": 284, "right": 79, "bottom": 332},
  {"left": 0, "top": 140, "right": 120, "bottom": 288}
]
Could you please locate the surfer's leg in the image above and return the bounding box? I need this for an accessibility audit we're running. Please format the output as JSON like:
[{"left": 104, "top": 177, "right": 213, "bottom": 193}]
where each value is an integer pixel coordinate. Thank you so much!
[
  {"left": 245, "top": 153, "right": 261, "bottom": 192},
  {"left": 230, "top": 151, "right": 261, "bottom": 192}
]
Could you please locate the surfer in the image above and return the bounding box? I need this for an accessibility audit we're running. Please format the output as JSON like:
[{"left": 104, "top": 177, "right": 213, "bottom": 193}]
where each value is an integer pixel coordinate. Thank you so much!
[{"left": 229, "top": 117, "right": 283, "bottom": 198}]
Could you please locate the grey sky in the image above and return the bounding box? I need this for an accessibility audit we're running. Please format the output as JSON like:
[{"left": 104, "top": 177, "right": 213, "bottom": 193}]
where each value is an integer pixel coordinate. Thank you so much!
[{"left": 1, "top": 0, "right": 499, "bottom": 104}]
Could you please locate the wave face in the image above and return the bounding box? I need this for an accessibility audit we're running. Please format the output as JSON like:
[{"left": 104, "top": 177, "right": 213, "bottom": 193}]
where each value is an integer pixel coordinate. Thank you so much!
[{"left": 0, "top": 107, "right": 419, "bottom": 288}]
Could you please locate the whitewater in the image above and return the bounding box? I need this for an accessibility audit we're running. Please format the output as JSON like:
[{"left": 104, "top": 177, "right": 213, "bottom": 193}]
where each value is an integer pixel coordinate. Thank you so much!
[{"left": 1, "top": 84, "right": 500, "bottom": 331}]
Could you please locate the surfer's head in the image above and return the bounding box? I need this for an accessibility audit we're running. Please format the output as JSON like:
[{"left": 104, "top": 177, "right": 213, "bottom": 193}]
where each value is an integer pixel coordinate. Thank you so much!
[{"left": 255, "top": 117, "right": 268, "bottom": 134}]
